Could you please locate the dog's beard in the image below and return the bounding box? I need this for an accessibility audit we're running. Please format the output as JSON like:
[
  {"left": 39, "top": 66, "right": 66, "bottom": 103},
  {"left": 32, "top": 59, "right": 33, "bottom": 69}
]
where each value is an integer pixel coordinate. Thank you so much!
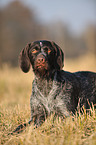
[{"left": 34, "top": 62, "right": 49, "bottom": 78}]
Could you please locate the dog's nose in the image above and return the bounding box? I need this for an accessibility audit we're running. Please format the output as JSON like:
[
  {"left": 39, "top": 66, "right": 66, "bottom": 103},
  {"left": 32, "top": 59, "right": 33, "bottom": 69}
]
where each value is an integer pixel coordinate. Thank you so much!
[
  {"left": 36, "top": 54, "right": 46, "bottom": 64},
  {"left": 37, "top": 58, "right": 45, "bottom": 63}
]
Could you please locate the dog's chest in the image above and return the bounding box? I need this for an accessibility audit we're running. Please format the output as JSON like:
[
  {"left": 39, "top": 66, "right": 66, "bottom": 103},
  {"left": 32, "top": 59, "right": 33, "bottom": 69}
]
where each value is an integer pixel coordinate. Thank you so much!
[
  {"left": 31, "top": 76, "right": 71, "bottom": 117},
  {"left": 36, "top": 79, "right": 53, "bottom": 97},
  {"left": 31, "top": 72, "right": 77, "bottom": 117}
]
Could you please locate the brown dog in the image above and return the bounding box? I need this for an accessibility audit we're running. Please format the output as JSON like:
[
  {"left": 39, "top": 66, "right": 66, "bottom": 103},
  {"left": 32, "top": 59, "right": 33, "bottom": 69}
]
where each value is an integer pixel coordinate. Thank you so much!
[{"left": 12, "top": 40, "right": 96, "bottom": 134}]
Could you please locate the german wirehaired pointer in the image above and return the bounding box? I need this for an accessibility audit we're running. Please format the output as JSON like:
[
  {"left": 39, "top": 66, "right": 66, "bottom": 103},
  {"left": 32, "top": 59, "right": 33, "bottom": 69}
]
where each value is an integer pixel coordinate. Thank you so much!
[{"left": 13, "top": 40, "right": 96, "bottom": 133}]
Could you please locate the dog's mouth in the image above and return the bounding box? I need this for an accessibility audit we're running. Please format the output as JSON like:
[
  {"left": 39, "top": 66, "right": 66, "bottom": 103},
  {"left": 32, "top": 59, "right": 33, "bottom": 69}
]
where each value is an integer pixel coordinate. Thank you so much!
[
  {"left": 34, "top": 62, "right": 49, "bottom": 77},
  {"left": 36, "top": 64, "right": 47, "bottom": 69}
]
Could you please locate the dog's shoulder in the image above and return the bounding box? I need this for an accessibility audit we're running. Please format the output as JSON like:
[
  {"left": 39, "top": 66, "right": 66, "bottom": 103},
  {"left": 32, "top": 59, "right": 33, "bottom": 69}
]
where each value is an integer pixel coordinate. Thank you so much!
[
  {"left": 56, "top": 70, "right": 79, "bottom": 83},
  {"left": 58, "top": 70, "right": 96, "bottom": 82},
  {"left": 56, "top": 70, "right": 96, "bottom": 91},
  {"left": 74, "top": 71, "right": 96, "bottom": 83}
]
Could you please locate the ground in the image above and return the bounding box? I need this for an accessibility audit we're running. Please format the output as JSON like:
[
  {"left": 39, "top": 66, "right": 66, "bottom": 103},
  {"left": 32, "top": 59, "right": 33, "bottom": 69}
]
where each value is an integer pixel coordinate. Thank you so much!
[{"left": 0, "top": 55, "right": 96, "bottom": 145}]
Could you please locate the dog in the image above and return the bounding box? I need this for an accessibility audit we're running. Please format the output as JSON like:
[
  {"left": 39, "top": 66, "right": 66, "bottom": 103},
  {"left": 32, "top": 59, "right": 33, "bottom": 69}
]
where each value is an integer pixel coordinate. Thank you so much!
[{"left": 12, "top": 40, "right": 96, "bottom": 134}]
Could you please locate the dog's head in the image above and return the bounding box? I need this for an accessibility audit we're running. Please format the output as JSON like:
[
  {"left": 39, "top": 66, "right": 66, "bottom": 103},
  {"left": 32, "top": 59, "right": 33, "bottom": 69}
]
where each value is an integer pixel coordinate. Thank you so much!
[{"left": 19, "top": 40, "right": 64, "bottom": 78}]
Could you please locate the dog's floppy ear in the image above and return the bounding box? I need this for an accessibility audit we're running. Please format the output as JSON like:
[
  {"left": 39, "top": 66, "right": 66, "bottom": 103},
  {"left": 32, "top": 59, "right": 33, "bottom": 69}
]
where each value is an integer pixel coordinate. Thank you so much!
[
  {"left": 52, "top": 41, "right": 64, "bottom": 70},
  {"left": 19, "top": 43, "right": 31, "bottom": 73}
]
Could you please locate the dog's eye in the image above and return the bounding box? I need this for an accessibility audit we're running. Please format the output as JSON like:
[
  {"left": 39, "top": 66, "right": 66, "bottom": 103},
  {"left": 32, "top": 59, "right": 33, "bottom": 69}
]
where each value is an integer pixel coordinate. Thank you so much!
[
  {"left": 48, "top": 49, "right": 51, "bottom": 54},
  {"left": 32, "top": 49, "right": 38, "bottom": 54},
  {"left": 44, "top": 48, "right": 51, "bottom": 54}
]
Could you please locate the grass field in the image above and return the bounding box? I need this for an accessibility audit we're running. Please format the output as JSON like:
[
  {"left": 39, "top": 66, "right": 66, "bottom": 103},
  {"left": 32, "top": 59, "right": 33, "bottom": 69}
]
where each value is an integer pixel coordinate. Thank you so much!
[{"left": 0, "top": 56, "right": 96, "bottom": 145}]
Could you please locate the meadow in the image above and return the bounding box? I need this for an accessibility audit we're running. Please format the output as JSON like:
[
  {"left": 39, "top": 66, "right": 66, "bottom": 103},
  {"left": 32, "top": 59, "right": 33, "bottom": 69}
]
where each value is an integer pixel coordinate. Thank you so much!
[{"left": 0, "top": 55, "right": 96, "bottom": 145}]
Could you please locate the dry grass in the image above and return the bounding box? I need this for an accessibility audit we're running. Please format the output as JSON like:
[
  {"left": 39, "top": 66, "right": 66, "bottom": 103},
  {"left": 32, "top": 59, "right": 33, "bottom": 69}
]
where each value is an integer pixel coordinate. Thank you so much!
[
  {"left": 65, "top": 54, "right": 96, "bottom": 72},
  {"left": 0, "top": 57, "right": 96, "bottom": 145}
]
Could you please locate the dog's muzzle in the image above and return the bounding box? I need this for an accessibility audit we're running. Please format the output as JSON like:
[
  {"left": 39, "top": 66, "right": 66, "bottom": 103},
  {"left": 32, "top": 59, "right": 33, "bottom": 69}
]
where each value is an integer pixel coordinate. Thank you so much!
[{"left": 34, "top": 54, "right": 49, "bottom": 76}]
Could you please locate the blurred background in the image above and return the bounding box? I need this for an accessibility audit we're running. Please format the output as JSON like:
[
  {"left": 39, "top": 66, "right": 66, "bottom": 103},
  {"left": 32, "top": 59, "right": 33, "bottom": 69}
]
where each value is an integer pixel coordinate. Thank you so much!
[
  {"left": 0, "top": 1, "right": 96, "bottom": 143},
  {"left": 0, "top": 0, "right": 96, "bottom": 71}
]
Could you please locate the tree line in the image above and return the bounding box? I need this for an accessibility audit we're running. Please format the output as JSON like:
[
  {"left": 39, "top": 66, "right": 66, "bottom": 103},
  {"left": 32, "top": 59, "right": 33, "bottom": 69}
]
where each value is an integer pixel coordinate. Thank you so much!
[{"left": 0, "top": 1, "right": 96, "bottom": 66}]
